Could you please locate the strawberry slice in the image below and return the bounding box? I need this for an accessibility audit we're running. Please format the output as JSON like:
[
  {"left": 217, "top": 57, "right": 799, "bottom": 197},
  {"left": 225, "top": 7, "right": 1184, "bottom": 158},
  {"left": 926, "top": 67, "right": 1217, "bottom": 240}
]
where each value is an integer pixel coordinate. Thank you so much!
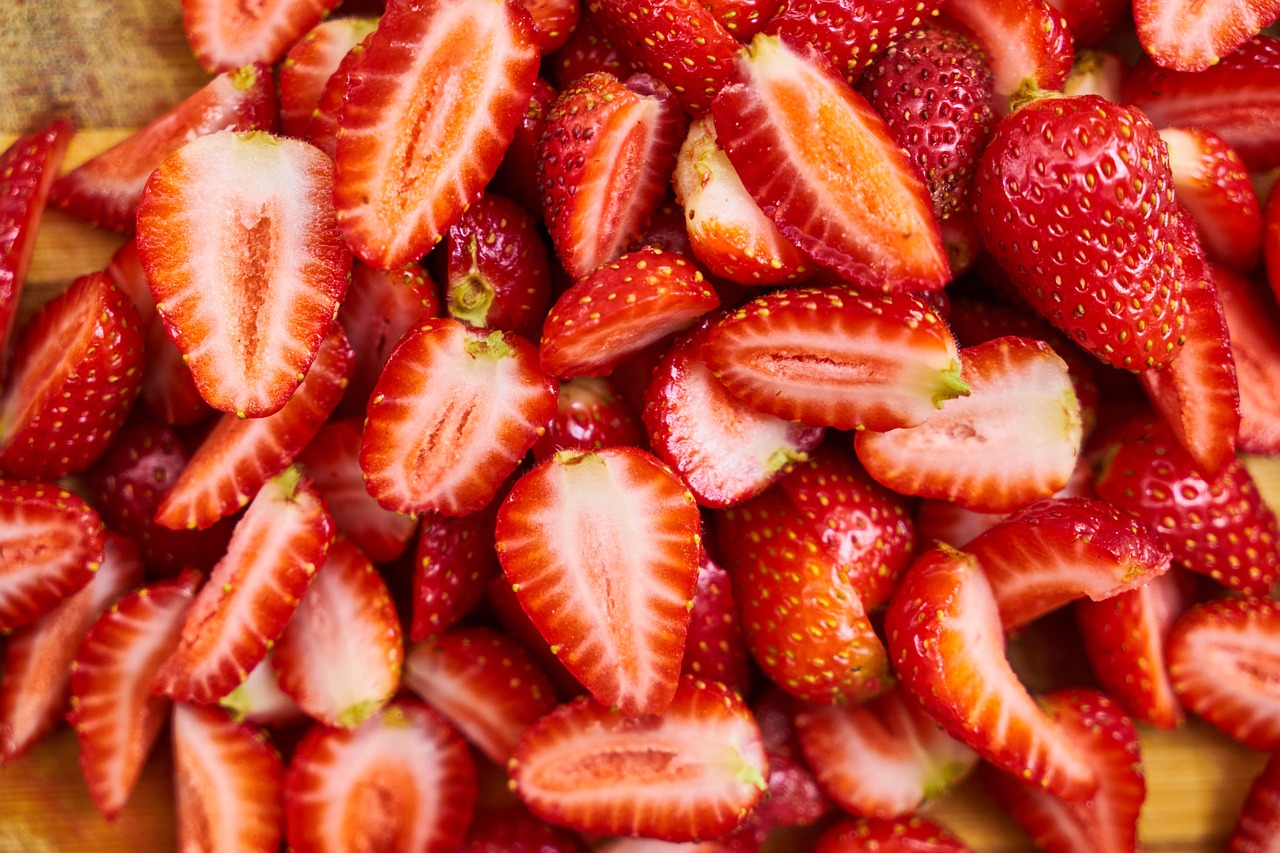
[
  {"left": 0, "top": 481, "right": 103, "bottom": 632},
  {"left": 402, "top": 626, "right": 558, "bottom": 763},
  {"left": 1161, "top": 127, "right": 1264, "bottom": 272},
  {"left": 1134, "top": 0, "right": 1280, "bottom": 73},
  {"left": 1213, "top": 264, "right": 1280, "bottom": 456},
  {"left": 68, "top": 570, "right": 200, "bottom": 818},
  {"left": 530, "top": 376, "right": 646, "bottom": 461},
  {"left": 51, "top": 64, "right": 277, "bottom": 232},
  {"left": 793, "top": 686, "right": 979, "bottom": 819},
  {"left": 412, "top": 504, "right": 502, "bottom": 639},
  {"left": 279, "top": 17, "right": 380, "bottom": 138},
  {"left": 182, "top": 0, "right": 342, "bottom": 72},
  {"left": 150, "top": 467, "right": 335, "bottom": 704},
  {"left": 711, "top": 34, "right": 948, "bottom": 290},
  {"left": 681, "top": 551, "right": 752, "bottom": 693},
  {"left": 218, "top": 654, "right": 306, "bottom": 727},
  {"left": 0, "top": 118, "right": 72, "bottom": 365},
  {"left": 137, "top": 131, "right": 351, "bottom": 419},
  {"left": 333, "top": 0, "right": 540, "bottom": 269},
  {"left": 361, "top": 319, "right": 556, "bottom": 517},
  {"left": 153, "top": 324, "right": 353, "bottom": 531},
  {"left": 548, "top": 9, "right": 634, "bottom": 89},
  {"left": 172, "top": 703, "right": 283, "bottom": 852},
  {"left": 495, "top": 446, "right": 702, "bottom": 716},
  {"left": 284, "top": 700, "right": 478, "bottom": 852},
  {"left": 815, "top": 815, "right": 976, "bottom": 852},
  {"left": 1230, "top": 751, "right": 1280, "bottom": 851},
  {"left": 304, "top": 26, "right": 376, "bottom": 161},
  {"left": 701, "top": 284, "right": 967, "bottom": 432},
  {"left": 885, "top": 546, "right": 1098, "bottom": 802},
  {"left": 272, "top": 539, "right": 403, "bottom": 728},
  {"left": 509, "top": 676, "right": 768, "bottom": 841},
  {"left": 939, "top": 0, "right": 1073, "bottom": 111},
  {"left": 856, "top": 336, "right": 1083, "bottom": 513},
  {"left": 0, "top": 272, "right": 144, "bottom": 480},
  {"left": 0, "top": 534, "right": 141, "bottom": 762}
]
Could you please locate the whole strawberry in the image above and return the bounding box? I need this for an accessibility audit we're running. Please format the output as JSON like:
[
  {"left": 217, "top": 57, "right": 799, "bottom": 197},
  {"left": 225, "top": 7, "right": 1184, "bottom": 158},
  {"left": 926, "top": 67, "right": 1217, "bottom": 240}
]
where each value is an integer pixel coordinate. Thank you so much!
[{"left": 972, "top": 94, "right": 1186, "bottom": 371}]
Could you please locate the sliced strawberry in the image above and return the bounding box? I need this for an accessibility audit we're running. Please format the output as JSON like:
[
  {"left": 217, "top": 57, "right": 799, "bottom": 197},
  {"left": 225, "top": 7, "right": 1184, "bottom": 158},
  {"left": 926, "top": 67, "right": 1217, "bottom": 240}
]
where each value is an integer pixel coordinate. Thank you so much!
[
  {"left": 1230, "top": 750, "right": 1280, "bottom": 852},
  {"left": 0, "top": 481, "right": 104, "bottom": 632},
  {"left": 218, "top": 653, "right": 306, "bottom": 727},
  {"left": 486, "top": 571, "right": 588, "bottom": 697},
  {"left": 712, "top": 35, "right": 948, "bottom": 290},
  {"left": 1134, "top": 0, "right": 1280, "bottom": 73},
  {"left": 495, "top": 446, "right": 701, "bottom": 716},
  {"left": 462, "top": 803, "right": 590, "bottom": 852},
  {"left": 1213, "top": 264, "right": 1280, "bottom": 456},
  {"left": 939, "top": 0, "right": 1072, "bottom": 111},
  {"left": 361, "top": 319, "right": 556, "bottom": 516},
  {"left": 885, "top": 546, "right": 1098, "bottom": 802},
  {"left": 0, "top": 534, "right": 141, "bottom": 761},
  {"left": 412, "top": 505, "right": 501, "bottom": 639},
  {"left": 530, "top": 376, "right": 646, "bottom": 462},
  {"left": 1162, "top": 127, "right": 1264, "bottom": 271},
  {"left": 150, "top": 467, "right": 335, "bottom": 704},
  {"left": 153, "top": 324, "right": 353, "bottom": 531},
  {"left": 402, "top": 626, "right": 557, "bottom": 763},
  {"left": 681, "top": 551, "right": 751, "bottom": 693},
  {"left": 172, "top": 703, "right": 283, "bottom": 852},
  {"left": 856, "top": 336, "right": 1083, "bottom": 513},
  {"left": 793, "top": 686, "right": 979, "bottom": 819},
  {"left": 981, "top": 689, "right": 1145, "bottom": 853},
  {"left": 137, "top": 131, "right": 350, "bottom": 418},
  {"left": 701, "top": 284, "right": 967, "bottom": 432},
  {"left": 51, "top": 63, "right": 277, "bottom": 231},
  {"left": 279, "top": 17, "right": 379, "bottom": 138},
  {"left": 815, "top": 815, "right": 976, "bottom": 852},
  {"left": 305, "top": 26, "right": 376, "bottom": 160},
  {"left": 284, "top": 700, "right": 477, "bottom": 851},
  {"left": 183, "top": 0, "right": 341, "bottom": 71},
  {"left": 510, "top": 676, "right": 767, "bottom": 841},
  {"left": 68, "top": 570, "right": 200, "bottom": 819},
  {"left": 0, "top": 272, "right": 144, "bottom": 479},
  {"left": 548, "top": 10, "right": 634, "bottom": 89},
  {"left": 0, "top": 118, "right": 72, "bottom": 365},
  {"left": 1045, "top": 0, "right": 1129, "bottom": 47},
  {"left": 489, "top": 77, "right": 559, "bottom": 215},
  {"left": 1062, "top": 48, "right": 1127, "bottom": 100}
]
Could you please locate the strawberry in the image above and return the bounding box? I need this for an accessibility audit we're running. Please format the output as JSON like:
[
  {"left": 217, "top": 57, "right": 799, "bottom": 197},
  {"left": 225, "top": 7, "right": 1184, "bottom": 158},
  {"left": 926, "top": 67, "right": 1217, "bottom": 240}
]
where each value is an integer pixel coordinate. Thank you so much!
[
  {"left": 489, "top": 77, "right": 560, "bottom": 215},
  {"left": 0, "top": 118, "right": 72, "bottom": 365},
  {"left": 700, "top": 284, "right": 968, "bottom": 432},
  {"left": 750, "top": 687, "right": 834, "bottom": 831},
  {"left": 360, "top": 320, "right": 556, "bottom": 516},
  {"left": 509, "top": 676, "right": 768, "bottom": 841},
  {"left": 0, "top": 272, "right": 144, "bottom": 479},
  {"left": 973, "top": 94, "right": 1187, "bottom": 371},
  {"left": 712, "top": 34, "right": 949, "bottom": 290},
  {"left": 681, "top": 551, "right": 752, "bottom": 692},
  {"left": 51, "top": 63, "right": 277, "bottom": 232},
  {"left": 462, "top": 804, "right": 590, "bottom": 852},
  {"left": 412, "top": 503, "right": 502, "bottom": 639},
  {"left": 68, "top": 571, "right": 200, "bottom": 818},
  {"left": 305, "top": 27, "right": 375, "bottom": 161},
  {"left": 283, "top": 700, "right": 478, "bottom": 852},
  {"left": 278, "top": 17, "right": 379, "bottom": 138},
  {"left": 401, "top": 626, "right": 558, "bottom": 763},
  {"left": 1268, "top": 183, "right": 1280, "bottom": 302},
  {"left": 793, "top": 685, "right": 979, "bottom": 819},
  {"left": 137, "top": 131, "right": 351, "bottom": 418},
  {"left": 536, "top": 72, "right": 685, "bottom": 280},
  {"left": 700, "top": 0, "right": 781, "bottom": 39},
  {"left": 855, "top": 336, "right": 1083, "bottom": 513},
  {"left": 1133, "top": 0, "right": 1280, "bottom": 73},
  {"left": 547, "top": 9, "right": 634, "bottom": 89},
  {"left": 486, "top": 571, "right": 588, "bottom": 697},
  {"left": 150, "top": 467, "right": 335, "bottom": 704},
  {"left": 981, "top": 689, "right": 1146, "bottom": 853},
  {"left": 1230, "top": 750, "right": 1280, "bottom": 852},
  {"left": 0, "top": 480, "right": 104, "bottom": 632},
  {"left": 1212, "top": 265, "right": 1280, "bottom": 456},
  {"left": 815, "top": 815, "right": 976, "bottom": 852},
  {"left": 218, "top": 653, "right": 306, "bottom": 727},
  {"left": 333, "top": 0, "right": 540, "bottom": 269},
  {"left": 1062, "top": 48, "right": 1126, "bottom": 100},
  {"left": 1044, "top": 0, "right": 1129, "bottom": 47},
  {"left": 172, "top": 703, "right": 284, "bottom": 852},
  {"left": 495, "top": 447, "right": 701, "bottom": 715},
  {"left": 182, "top": 0, "right": 341, "bottom": 71},
  {"left": 1161, "top": 127, "right": 1263, "bottom": 272},
  {"left": 0, "top": 534, "right": 141, "bottom": 762},
  {"left": 938, "top": 0, "right": 1073, "bottom": 111},
  {"left": 885, "top": 546, "right": 1098, "bottom": 802},
  {"left": 521, "top": 0, "right": 580, "bottom": 52},
  {"left": 1168, "top": 597, "right": 1280, "bottom": 750},
  {"left": 530, "top": 376, "right": 646, "bottom": 461}
]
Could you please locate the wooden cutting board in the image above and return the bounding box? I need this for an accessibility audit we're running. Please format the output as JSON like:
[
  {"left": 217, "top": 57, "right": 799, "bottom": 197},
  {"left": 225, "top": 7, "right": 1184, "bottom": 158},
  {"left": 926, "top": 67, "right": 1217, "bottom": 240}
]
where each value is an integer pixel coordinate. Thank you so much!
[{"left": 0, "top": 2, "right": 1275, "bottom": 851}]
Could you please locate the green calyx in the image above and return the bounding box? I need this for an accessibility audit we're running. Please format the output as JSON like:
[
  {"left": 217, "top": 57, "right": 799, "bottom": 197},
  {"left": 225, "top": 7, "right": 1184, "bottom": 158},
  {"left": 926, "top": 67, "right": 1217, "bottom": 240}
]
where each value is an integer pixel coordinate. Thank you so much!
[
  {"left": 933, "top": 362, "right": 971, "bottom": 408},
  {"left": 464, "top": 329, "right": 512, "bottom": 359}
]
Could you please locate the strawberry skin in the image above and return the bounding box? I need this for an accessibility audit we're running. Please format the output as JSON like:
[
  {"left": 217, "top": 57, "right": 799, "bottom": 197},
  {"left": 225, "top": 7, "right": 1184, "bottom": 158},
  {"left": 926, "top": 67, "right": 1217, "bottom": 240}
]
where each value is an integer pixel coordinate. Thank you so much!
[
  {"left": 1161, "top": 126, "right": 1263, "bottom": 272},
  {"left": 182, "top": 0, "right": 341, "bottom": 71},
  {"left": 815, "top": 815, "right": 976, "bottom": 852},
  {"left": 530, "top": 376, "right": 646, "bottom": 461},
  {"left": 412, "top": 503, "right": 503, "bottom": 639},
  {"left": 1231, "top": 751, "right": 1280, "bottom": 852},
  {"left": 1134, "top": 0, "right": 1280, "bottom": 72},
  {"left": 682, "top": 551, "right": 752, "bottom": 693},
  {"left": 940, "top": 0, "right": 1073, "bottom": 112}
]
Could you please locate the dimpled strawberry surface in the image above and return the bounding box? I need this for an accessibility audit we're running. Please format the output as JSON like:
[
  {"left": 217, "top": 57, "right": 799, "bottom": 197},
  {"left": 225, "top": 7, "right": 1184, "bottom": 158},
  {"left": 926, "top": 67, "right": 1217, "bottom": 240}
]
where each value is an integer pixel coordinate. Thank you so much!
[{"left": 2, "top": 0, "right": 1280, "bottom": 850}]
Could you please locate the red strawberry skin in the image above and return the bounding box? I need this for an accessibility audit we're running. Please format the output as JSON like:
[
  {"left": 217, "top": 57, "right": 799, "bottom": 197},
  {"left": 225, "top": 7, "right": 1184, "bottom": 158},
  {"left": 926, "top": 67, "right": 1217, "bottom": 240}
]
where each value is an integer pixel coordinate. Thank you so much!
[
  {"left": 530, "top": 376, "right": 646, "bottom": 462},
  {"left": 412, "top": 506, "right": 502, "bottom": 639},
  {"left": 815, "top": 815, "right": 977, "bottom": 852}
]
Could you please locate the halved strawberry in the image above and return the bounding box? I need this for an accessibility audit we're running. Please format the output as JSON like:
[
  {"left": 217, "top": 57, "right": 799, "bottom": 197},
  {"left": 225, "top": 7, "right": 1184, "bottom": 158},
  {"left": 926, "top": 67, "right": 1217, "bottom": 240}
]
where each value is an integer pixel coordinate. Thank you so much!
[
  {"left": 333, "top": 0, "right": 539, "bottom": 269},
  {"left": 856, "top": 336, "right": 1083, "bottom": 513},
  {"left": 793, "top": 685, "right": 979, "bottom": 819},
  {"left": 1162, "top": 127, "right": 1264, "bottom": 271},
  {"left": 51, "top": 63, "right": 277, "bottom": 232},
  {"left": 412, "top": 503, "right": 502, "bottom": 639},
  {"left": 509, "top": 676, "right": 768, "bottom": 841},
  {"left": 1134, "top": 0, "right": 1280, "bottom": 73},
  {"left": 489, "top": 77, "right": 559, "bottom": 215},
  {"left": 137, "top": 131, "right": 351, "bottom": 418},
  {"left": 0, "top": 272, "right": 144, "bottom": 479},
  {"left": 0, "top": 481, "right": 103, "bottom": 632},
  {"left": 402, "top": 626, "right": 557, "bottom": 763},
  {"left": 153, "top": 324, "right": 353, "bottom": 531},
  {"left": 172, "top": 703, "right": 283, "bottom": 852},
  {"left": 278, "top": 17, "right": 379, "bottom": 138},
  {"left": 529, "top": 376, "right": 646, "bottom": 462},
  {"left": 184, "top": 0, "right": 344, "bottom": 69},
  {"left": 712, "top": 34, "right": 948, "bottom": 290},
  {"left": 1230, "top": 750, "right": 1280, "bottom": 851},
  {"left": 217, "top": 653, "right": 306, "bottom": 727},
  {"left": 68, "top": 570, "right": 200, "bottom": 819},
  {"left": 360, "top": 320, "right": 556, "bottom": 516},
  {"left": 939, "top": 0, "right": 1072, "bottom": 111},
  {"left": 0, "top": 534, "right": 141, "bottom": 762},
  {"left": 815, "top": 815, "right": 975, "bottom": 852},
  {"left": 284, "top": 700, "right": 477, "bottom": 852},
  {"left": 495, "top": 447, "right": 701, "bottom": 716},
  {"left": 150, "top": 467, "right": 335, "bottom": 704},
  {"left": 681, "top": 551, "right": 751, "bottom": 693},
  {"left": 885, "top": 546, "right": 1098, "bottom": 802},
  {"left": 462, "top": 803, "right": 590, "bottom": 852},
  {"left": 305, "top": 26, "right": 376, "bottom": 161},
  {"left": 1213, "top": 264, "right": 1280, "bottom": 456}
]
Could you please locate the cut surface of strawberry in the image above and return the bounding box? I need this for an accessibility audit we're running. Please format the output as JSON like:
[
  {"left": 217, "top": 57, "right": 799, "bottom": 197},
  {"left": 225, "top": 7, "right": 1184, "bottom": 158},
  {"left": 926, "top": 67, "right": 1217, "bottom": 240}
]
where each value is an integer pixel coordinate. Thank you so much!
[
  {"left": 217, "top": 653, "right": 306, "bottom": 727},
  {"left": 278, "top": 17, "right": 380, "bottom": 138},
  {"left": 1133, "top": 0, "right": 1280, "bottom": 72},
  {"left": 1230, "top": 750, "right": 1280, "bottom": 852},
  {"left": 182, "top": 0, "right": 341, "bottom": 71},
  {"left": 1213, "top": 264, "right": 1280, "bottom": 456},
  {"left": 1161, "top": 126, "right": 1263, "bottom": 272},
  {"left": 136, "top": 131, "right": 351, "bottom": 418},
  {"left": 939, "top": 0, "right": 1072, "bottom": 111}
]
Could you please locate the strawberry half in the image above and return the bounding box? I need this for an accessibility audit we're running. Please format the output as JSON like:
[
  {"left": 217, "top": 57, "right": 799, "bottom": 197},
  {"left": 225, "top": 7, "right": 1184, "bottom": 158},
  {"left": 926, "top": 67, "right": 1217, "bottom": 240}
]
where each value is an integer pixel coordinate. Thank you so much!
[
  {"left": 1161, "top": 126, "right": 1264, "bottom": 272},
  {"left": 304, "top": 26, "right": 376, "bottom": 161},
  {"left": 182, "top": 0, "right": 341, "bottom": 71},
  {"left": 1213, "top": 264, "right": 1280, "bottom": 456},
  {"left": 150, "top": 467, "right": 335, "bottom": 704},
  {"left": 1133, "top": 0, "right": 1280, "bottom": 72},
  {"left": 529, "top": 376, "right": 646, "bottom": 462},
  {"left": 333, "top": 0, "right": 540, "bottom": 269},
  {"left": 284, "top": 700, "right": 478, "bottom": 852},
  {"left": 51, "top": 63, "right": 277, "bottom": 232},
  {"left": 360, "top": 320, "right": 556, "bottom": 517},
  {"left": 217, "top": 653, "right": 305, "bottom": 727},
  {"left": 681, "top": 551, "right": 752, "bottom": 693},
  {"left": 939, "top": 0, "right": 1073, "bottom": 111},
  {"left": 712, "top": 34, "right": 948, "bottom": 290},
  {"left": 548, "top": 8, "right": 634, "bottom": 89},
  {"left": 278, "top": 17, "right": 379, "bottom": 138},
  {"left": 509, "top": 676, "right": 768, "bottom": 841},
  {"left": 495, "top": 447, "right": 702, "bottom": 716},
  {"left": 815, "top": 815, "right": 976, "bottom": 852},
  {"left": 136, "top": 131, "right": 351, "bottom": 418},
  {"left": 1230, "top": 751, "right": 1280, "bottom": 852}
]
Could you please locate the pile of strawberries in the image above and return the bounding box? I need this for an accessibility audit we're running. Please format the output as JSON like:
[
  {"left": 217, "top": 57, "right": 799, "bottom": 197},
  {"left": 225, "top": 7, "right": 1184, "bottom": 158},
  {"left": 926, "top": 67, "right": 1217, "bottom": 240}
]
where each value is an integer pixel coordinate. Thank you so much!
[{"left": 3, "top": 0, "right": 1280, "bottom": 848}]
